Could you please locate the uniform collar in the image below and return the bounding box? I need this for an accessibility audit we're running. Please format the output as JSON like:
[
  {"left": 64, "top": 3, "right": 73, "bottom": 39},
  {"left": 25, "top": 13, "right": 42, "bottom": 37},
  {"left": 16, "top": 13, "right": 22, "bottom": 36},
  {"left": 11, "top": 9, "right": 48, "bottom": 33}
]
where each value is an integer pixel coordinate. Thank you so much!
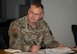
[{"left": 25, "top": 16, "right": 41, "bottom": 30}]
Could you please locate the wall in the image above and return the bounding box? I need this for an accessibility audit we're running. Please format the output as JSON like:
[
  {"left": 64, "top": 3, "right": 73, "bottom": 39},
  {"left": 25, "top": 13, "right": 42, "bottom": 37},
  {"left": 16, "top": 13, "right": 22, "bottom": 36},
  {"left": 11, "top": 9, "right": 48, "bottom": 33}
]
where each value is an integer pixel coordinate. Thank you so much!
[
  {"left": 42, "top": 0, "right": 77, "bottom": 47},
  {"left": 6, "top": 0, "right": 25, "bottom": 19}
]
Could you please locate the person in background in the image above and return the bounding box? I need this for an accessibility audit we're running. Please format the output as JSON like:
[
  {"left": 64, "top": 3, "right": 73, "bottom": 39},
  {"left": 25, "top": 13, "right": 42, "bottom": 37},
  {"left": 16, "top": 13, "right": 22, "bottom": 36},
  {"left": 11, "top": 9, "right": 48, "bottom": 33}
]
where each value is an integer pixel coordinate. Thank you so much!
[{"left": 8, "top": 2, "right": 64, "bottom": 52}]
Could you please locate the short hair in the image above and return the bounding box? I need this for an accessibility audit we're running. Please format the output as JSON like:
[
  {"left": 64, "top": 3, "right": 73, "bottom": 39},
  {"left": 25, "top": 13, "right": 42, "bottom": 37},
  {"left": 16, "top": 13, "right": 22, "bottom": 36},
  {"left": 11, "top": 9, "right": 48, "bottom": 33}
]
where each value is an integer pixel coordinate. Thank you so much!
[{"left": 30, "top": 2, "right": 44, "bottom": 10}]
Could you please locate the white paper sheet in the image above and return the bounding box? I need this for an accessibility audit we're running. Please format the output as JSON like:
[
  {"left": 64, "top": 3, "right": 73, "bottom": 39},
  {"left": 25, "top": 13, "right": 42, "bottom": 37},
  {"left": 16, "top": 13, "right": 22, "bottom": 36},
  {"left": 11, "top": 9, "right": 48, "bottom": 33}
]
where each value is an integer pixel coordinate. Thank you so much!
[
  {"left": 45, "top": 47, "right": 74, "bottom": 54},
  {"left": 4, "top": 49, "right": 22, "bottom": 53}
]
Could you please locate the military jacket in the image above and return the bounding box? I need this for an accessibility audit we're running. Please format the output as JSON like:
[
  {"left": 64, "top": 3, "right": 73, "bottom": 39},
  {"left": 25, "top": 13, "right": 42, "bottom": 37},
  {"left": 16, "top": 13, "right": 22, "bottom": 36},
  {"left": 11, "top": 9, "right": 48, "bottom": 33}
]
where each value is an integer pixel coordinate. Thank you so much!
[{"left": 8, "top": 16, "right": 59, "bottom": 52}]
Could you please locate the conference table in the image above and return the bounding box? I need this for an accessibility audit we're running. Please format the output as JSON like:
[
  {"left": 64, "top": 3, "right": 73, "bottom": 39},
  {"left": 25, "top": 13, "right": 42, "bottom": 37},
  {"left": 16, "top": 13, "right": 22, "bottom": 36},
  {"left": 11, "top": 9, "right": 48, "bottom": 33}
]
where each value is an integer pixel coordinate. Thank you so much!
[
  {"left": 0, "top": 48, "right": 77, "bottom": 54},
  {"left": 0, "top": 50, "right": 40, "bottom": 54},
  {"left": 0, "top": 50, "right": 38, "bottom": 54},
  {"left": 0, "top": 49, "right": 41, "bottom": 54},
  {"left": 0, "top": 49, "right": 12, "bottom": 54}
]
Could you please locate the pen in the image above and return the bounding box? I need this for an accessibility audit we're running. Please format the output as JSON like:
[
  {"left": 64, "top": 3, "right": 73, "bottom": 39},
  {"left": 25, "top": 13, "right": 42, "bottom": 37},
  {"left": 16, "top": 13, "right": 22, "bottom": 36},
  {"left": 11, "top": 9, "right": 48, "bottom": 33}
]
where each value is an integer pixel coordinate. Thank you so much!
[{"left": 33, "top": 40, "right": 37, "bottom": 45}]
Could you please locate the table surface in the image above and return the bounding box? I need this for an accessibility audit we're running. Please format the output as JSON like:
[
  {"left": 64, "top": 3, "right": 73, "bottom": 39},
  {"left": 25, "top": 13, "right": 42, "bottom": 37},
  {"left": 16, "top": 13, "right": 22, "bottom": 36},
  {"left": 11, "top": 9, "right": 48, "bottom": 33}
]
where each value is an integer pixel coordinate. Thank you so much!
[
  {"left": 0, "top": 50, "right": 40, "bottom": 54},
  {"left": 0, "top": 49, "right": 77, "bottom": 54},
  {"left": 0, "top": 50, "right": 41, "bottom": 54},
  {"left": 0, "top": 49, "right": 13, "bottom": 54}
]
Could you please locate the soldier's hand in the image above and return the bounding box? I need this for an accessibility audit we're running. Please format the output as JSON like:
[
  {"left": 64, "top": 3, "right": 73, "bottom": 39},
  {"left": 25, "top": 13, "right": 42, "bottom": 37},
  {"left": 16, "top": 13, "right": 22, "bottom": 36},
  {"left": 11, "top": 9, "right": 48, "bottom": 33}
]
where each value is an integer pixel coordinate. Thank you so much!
[
  {"left": 58, "top": 44, "right": 64, "bottom": 47},
  {"left": 30, "top": 45, "right": 41, "bottom": 52}
]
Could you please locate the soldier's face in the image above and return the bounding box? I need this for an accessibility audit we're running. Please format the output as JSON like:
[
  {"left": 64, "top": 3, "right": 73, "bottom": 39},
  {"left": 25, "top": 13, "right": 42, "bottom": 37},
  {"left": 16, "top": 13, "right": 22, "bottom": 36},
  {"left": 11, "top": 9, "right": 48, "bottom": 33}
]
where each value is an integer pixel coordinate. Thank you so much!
[{"left": 28, "top": 5, "right": 43, "bottom": 23}]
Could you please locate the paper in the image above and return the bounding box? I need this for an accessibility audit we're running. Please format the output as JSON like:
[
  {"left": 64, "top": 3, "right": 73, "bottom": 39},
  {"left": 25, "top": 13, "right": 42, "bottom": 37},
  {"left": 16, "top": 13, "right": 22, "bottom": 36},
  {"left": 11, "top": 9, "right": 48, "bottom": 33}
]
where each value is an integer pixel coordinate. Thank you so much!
[
  {"left": 45, "top": 47, "right": 74, "bottom": 54},
  {"left": 14, "top": 52, "right": 44, "bottom": 54},
  {"left": 4, "top": 49, "right": 22, "bottom": 53},
  {"left": 14, "top": 52, "right": 31, "bottom": 54}
]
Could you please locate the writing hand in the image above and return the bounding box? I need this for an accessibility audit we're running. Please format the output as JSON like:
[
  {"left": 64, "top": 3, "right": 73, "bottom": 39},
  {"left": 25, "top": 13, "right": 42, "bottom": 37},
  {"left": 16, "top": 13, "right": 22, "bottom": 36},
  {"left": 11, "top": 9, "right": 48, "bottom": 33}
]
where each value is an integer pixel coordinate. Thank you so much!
[
  {"left": 58, "top": 44, "right": 64, "bottom": 47},
  {"left": 30, "top": 45, "right": 41, "bottom": 52}
]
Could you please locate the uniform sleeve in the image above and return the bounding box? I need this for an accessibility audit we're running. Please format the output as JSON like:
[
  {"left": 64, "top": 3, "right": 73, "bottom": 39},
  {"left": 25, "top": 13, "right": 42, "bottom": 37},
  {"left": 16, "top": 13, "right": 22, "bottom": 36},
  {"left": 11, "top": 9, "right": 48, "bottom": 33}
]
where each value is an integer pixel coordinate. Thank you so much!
[
  {"left": 8, "top": 21, "right": 31, "bottom": 52},
  {"left": 43, "top": 24, "right": 59, "bottom": 48}
]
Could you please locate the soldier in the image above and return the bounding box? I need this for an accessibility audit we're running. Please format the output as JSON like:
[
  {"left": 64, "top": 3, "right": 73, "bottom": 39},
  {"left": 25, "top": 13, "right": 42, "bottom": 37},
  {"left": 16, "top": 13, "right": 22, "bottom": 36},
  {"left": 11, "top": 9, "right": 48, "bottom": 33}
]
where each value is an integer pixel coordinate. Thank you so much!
[{"left": 8, "top": 2, "right": 64, "bottom": 52}]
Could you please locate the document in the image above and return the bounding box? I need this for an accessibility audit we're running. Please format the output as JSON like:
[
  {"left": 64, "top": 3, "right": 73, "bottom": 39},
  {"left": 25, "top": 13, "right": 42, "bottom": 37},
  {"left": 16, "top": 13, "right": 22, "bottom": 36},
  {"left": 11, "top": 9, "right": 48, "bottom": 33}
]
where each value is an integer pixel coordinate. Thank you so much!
[{"left": 45, "top": 47, "right": 74, "bottom": 54}]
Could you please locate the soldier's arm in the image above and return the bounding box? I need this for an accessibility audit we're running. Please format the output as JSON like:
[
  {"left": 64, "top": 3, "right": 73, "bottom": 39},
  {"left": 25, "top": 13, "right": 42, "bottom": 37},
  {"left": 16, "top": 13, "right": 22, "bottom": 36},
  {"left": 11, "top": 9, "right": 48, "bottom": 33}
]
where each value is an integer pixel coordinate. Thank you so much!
[
  {"left": 8, "top": 21, "right": 20, "bottom": 48},
  {"left": 8, "top": 21, "right": 33, "bottom": 52},
  {"left": 43, "top": 25, "right": 59, "bottom": 48}
]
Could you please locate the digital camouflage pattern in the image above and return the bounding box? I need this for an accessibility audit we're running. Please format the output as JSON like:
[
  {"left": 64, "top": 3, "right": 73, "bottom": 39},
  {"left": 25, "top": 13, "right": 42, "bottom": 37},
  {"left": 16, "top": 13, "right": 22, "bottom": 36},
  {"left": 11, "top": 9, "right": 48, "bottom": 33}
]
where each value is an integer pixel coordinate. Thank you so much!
[{"left": 8, "top": 16, "right": 59, "bottom": 52}]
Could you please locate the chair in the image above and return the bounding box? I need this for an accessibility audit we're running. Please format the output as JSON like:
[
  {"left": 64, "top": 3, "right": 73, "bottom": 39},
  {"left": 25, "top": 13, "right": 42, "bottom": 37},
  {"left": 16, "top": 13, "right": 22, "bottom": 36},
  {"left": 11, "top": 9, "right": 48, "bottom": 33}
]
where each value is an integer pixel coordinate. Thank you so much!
[
  {"left": 0, "top": 31, "right": 7, "bottom": 49},
  {"left": 72, "top": 25, "right": 77, "bottom": 46}
]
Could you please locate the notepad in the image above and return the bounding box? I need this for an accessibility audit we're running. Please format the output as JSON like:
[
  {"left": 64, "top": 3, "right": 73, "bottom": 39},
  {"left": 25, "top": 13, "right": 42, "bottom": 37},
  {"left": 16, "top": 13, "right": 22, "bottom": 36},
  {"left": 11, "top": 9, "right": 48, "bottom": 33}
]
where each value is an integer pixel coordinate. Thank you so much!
[{"left": 4, "top": 49, "right": 22, "bottom": 53}]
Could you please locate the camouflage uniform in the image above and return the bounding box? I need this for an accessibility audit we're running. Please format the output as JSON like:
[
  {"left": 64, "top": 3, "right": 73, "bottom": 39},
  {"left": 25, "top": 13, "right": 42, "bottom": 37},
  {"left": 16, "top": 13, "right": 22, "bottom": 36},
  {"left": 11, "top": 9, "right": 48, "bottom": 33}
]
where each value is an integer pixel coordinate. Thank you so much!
[{"left": 8, "top": 16, "right": 59, "bottom": 52}]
